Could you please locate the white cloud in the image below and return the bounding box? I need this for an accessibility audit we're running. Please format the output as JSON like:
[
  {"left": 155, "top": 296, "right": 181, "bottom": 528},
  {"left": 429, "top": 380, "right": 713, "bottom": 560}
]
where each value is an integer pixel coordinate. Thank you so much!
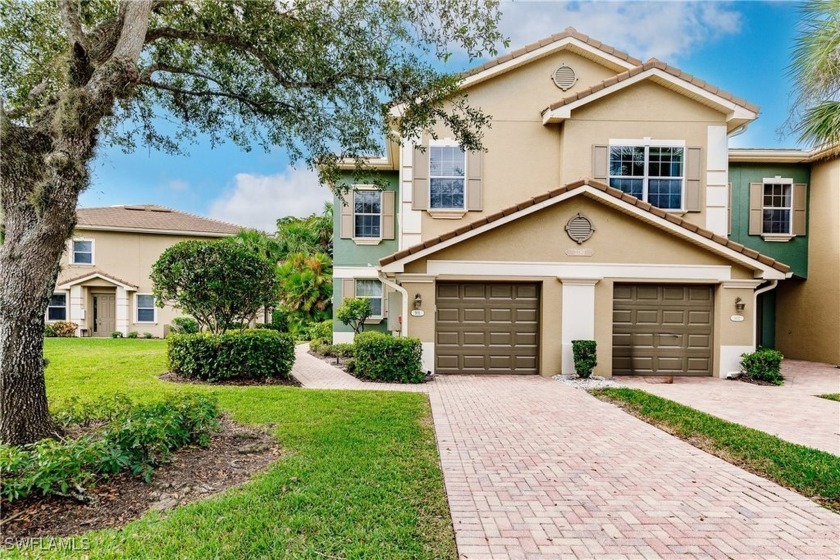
[
  {"left": 167, "top": 179, "right": 189, "bottom": 192},
  {"left": 209, "top": 168, "right": 330, "bottom": 231},
  {"left": 498, "top": 1, "right": 742, "bottom": 62}
]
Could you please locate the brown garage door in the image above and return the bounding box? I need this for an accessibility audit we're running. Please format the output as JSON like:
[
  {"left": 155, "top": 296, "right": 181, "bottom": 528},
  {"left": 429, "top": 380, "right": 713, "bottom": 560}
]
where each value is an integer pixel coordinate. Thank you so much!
[
  {"left": 613, "top": 284, "right": 713, "bottom": 376},
  {"left": 436, "top": 282, "right": 539, "bottom": 374}
]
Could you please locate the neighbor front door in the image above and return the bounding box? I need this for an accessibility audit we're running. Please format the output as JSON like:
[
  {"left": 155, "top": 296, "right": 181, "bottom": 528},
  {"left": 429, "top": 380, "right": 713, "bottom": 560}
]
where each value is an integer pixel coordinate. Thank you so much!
[{"left": 93, "top": 293, "right": 116, "bottom": 337}]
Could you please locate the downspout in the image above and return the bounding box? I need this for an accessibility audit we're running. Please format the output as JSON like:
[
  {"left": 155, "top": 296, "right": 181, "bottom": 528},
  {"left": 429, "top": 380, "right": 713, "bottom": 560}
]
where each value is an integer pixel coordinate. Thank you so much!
[
  {"left": 752, "top": 280, "right": 779, "bottom": 348},
  {"left": 378, "top": 271, "right": 409, "bottom": 337}
]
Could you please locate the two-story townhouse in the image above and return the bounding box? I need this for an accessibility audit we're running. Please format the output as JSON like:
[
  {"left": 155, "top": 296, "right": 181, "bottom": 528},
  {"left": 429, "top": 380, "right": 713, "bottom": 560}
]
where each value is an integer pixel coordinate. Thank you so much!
[
  {"left": 49, "top": 205, "right": 243, "bottom": 338},
  {"left": 332, "top": 28, "right": 833, "bottom": 378}
]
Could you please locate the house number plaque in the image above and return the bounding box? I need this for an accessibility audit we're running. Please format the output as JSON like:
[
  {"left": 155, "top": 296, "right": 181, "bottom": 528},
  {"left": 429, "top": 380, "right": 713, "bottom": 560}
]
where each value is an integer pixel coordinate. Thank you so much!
[
  {"left": 730, "top": 315, "right": 745, "bottom": 322},
  {"left": 565, "top": 248, "right": 594, "bottom": 257},
  {"left": 410, "top": 310, "right": 425, "bottom": 317}
]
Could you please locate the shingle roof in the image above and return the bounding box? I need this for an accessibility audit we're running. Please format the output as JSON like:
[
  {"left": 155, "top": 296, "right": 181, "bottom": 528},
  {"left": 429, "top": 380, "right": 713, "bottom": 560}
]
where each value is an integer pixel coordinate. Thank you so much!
[
  {"left": 76, "top": 205, "right": 243, "bottom": 235},
  {"left": 461, "top": 27, "right": 642, "bottom": 80},
  {"left": 379, "top": 179, "right": 789, "bottom": 273},
  {"left": 544, "top": 58, "right": 759, "bottom": 114}
]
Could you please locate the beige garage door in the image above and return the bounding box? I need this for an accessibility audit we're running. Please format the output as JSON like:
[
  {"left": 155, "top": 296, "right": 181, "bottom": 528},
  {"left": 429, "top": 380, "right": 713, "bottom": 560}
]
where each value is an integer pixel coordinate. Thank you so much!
[
  {"left": 436, "top": 282, "right": 540, "bottom": 374},
  {"left": 613, "top": 284, "right": 714, "bottom": 376}
]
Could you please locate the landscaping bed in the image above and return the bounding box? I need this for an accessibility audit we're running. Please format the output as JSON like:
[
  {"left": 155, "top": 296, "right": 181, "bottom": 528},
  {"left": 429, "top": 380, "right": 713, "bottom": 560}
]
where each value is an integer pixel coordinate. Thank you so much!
[
  {"left": 2, "top": 418, "right": 280, "bottom": 545},
  {"left": 592, "top": 388, "right": 840, "bottom": 512}
]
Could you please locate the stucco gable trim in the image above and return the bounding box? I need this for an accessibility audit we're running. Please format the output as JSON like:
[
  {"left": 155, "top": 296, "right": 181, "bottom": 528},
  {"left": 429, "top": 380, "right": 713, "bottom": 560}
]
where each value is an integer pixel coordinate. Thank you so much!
[
  {"left": 379, "top": 179, "right": 789, "bottom": 279},
  {"left": 542, "top": 62, "right": 758, "bottom": 125},
  {"left": 57, "top": 271, "right": 138, "bottom": 291}
]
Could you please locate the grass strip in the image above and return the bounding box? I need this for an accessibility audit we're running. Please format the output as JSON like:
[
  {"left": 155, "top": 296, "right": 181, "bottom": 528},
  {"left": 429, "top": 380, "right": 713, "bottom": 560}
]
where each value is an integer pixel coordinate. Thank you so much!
[
  {"left": 591, "top": 387, "right": 840, "bottom": 512},
  {"left": 818, "top": 393, "right": 840, "bottom": 402}
]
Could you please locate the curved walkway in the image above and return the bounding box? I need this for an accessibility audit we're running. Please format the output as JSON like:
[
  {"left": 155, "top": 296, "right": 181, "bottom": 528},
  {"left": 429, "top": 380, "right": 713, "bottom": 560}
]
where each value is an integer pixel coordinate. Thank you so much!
[{"left": 292, "top": 348, "right": 840, "bottom": 559}]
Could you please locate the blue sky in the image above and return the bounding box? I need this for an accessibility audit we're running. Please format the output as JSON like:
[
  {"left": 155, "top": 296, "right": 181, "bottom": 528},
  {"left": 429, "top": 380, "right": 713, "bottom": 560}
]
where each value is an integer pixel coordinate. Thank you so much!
[{"left": 81, "top": 1, "right": 806, "bottom": 230}]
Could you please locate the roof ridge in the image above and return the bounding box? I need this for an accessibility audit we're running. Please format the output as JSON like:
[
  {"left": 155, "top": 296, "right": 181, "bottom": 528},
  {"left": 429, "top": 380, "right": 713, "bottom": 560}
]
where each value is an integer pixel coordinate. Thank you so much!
[{"left": 379, "top": 179, "right": 788, "bottom": 273}]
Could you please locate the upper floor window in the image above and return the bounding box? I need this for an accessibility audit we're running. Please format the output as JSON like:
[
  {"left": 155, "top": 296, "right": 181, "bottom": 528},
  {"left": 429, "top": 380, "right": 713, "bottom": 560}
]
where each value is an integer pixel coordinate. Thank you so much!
[
  {"left": 354, "top": 190, "right": 381, "bottom": 238},
  {"left": 430, "top": 146, "right": 465, "bottom": 209},
  {"left": 47, "top": 293, "right": 67, "bottom": 321},
  {"left": 71, "top": 239, "right": 94, "bottom": 265},
  {"left": 762, "top": 180, "right": 792, "bottom": 234},
  {"left": 609, "top": 144, "right": 684, "bottom": 210},
  {"left": 355, "top": 279, "right": 383, "bottom": 317}
]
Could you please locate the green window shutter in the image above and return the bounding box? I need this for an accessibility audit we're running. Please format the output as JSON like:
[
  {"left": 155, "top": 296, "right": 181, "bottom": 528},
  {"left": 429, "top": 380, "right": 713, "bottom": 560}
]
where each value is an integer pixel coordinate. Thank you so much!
[
  {"left": 727, "top": 182, "right": 733, "bottom": 236},
  {"left": 382, "top": 191, "right": 395, "bottom": 239},
  {"left": 342, "top": 279, "right": 355, "bottom": 301},
  {"left": 793, "top": 183, "right": 807, "bottom": 236},
  {"left": 466, "top": 150, "right": 483, "bottom": 211},
  {"left": 685, "top": 147, "right": 702, "bottom": 212},
  {"left": 592, "top": 145, "right": 608, "bottom": 183},
  {"left": 748, "top": 183, "right": 763, "bottom": 235},
  {"left": 340, "top": 193, "right": 353, "bottom": 239},
  {"left": 412, "top": 145, "right": 428, "bottom": 211}
]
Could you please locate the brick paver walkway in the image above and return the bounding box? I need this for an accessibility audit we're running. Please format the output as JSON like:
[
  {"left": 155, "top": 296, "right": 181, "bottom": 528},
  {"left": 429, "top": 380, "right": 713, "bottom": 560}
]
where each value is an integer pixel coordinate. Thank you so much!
[
  {"left": 292, "top": 349, "right": 840, "bottom": 559},
  {"left": 621, "top": 360, "right": 840, "bottom": 455}
]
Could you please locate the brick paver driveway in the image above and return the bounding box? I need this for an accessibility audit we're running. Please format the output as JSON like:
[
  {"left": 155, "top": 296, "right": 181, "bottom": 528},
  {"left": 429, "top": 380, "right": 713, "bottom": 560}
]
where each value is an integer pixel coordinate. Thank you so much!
[
  {"left": 293, "top": 348, "right": 840, "bottom": 559},
  {"left": 621, "top": 360, "right": 840, "bottom": 455}
]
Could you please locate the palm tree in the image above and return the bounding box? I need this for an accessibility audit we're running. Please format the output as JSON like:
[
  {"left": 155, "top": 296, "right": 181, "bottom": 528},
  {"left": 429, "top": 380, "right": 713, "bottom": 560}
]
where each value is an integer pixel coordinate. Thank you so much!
[{"left": 788, "top": 0, "right": 840, "bottom": 147}]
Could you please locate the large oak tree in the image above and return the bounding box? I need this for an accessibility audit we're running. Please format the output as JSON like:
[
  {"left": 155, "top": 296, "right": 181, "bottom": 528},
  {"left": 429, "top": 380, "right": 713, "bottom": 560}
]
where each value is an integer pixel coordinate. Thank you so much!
[{"left": 0, "top": 0, "right": 503, "bottom": 445}]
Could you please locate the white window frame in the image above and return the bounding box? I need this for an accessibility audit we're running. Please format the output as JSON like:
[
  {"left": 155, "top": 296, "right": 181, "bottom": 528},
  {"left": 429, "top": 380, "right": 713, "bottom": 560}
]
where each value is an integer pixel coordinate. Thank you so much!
[
  {"left": 46, "top": 292, "right": 68, "bottom": 322},
  {"left": 135, "top": 293, "right": 157, "bottom": 324},
  {"left": 352, "top": 185, "right": 383, "bottom": 242},
  {"left": 428, "top": 139, "right": 467, "bottom": 211},
  {"left": 761, "top": 177, "right": 794, "bottom": 237},
  {"left": 608, "top": 138, "right": 686, "bottom": 211},
  {"left": 69, "top": 238, "right": 95, "bottom": 266},
  {"left": 355, "top": 279, "right": 383, "bottom": 319}
]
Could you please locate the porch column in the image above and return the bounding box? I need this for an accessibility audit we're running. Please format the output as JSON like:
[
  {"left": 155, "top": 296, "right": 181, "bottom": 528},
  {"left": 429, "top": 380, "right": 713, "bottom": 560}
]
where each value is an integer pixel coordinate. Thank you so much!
[
  {"left": 719, "top": 280, "right": 763, "bottom": 378},
  {"left": 69, "top": 286, "right": 84, "bottom": 336},
  {"left": 559, "top": 278, "right": 601, "bottom": 374},
  {"left": 116, "top": 287, "right": 129, "bottom": 335}
]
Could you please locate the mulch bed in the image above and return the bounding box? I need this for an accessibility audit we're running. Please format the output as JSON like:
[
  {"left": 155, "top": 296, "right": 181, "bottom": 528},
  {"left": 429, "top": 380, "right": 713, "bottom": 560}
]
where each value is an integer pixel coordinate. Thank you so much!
[
  {"left": 159, "top": 372, "right": 301, "bottom": 386},
  {"left": 736, "top": 376, "right": 783, "bottom": 386},
  {"left": 1, "top": 417, "right": 282, "bottom": 546}
]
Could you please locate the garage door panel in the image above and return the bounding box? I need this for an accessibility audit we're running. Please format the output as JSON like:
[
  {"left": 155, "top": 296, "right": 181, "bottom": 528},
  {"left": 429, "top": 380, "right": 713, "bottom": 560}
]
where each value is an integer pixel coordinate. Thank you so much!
[
  {"left": 436, "top": 282, "right": 540, "bottom": 374},
  {"left": 613, "top": 284, "right": 713, "bottom": 376}
]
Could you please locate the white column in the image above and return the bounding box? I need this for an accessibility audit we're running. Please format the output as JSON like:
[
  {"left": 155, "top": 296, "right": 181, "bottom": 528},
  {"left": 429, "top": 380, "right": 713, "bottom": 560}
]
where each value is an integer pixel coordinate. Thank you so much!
[
  {"left": 705, "top": 125, "right": 729, "bottom": 236},
  {"left": 560, "top": 278, "right": 600, "bottom": 374},
  {"left": 400, "top": 141, "right": 422, "bottom": 249},
  {"left": 116, "top": 287, "right": 130, "bottom": 335},
  {"left": 69, "top": 286, "right": 84, "bottom": 336}
]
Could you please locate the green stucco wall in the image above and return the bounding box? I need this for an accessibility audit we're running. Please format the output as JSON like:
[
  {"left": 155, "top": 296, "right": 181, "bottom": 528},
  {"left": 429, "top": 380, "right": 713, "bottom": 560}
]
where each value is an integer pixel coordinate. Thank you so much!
[
  {"left": 332, "top": 171, "right": 400, "bottom": 267},
  {"left": 729, "top": 163, "right": 810, "bottom": 278}
]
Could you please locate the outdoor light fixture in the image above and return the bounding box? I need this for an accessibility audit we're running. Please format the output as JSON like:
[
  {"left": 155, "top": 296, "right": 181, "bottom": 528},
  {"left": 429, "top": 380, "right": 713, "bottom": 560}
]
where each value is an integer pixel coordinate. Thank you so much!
[
  {"left": 735, "top": 297, "right": 746, "bottom": 312},
  {"left": 414, "top": 293, "right": 422, "bottom": 309}
]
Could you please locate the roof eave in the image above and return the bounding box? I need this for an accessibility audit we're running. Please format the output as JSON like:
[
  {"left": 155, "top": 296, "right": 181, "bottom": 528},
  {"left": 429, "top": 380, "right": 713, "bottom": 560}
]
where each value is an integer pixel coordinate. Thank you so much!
[{"left": 74, "top": 224, "right": 238, "bottom": 237}]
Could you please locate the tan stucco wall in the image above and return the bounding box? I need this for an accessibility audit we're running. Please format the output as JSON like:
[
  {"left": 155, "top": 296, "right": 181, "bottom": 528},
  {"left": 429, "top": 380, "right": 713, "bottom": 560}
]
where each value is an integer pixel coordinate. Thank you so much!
[
  {"left": 776, "top": 157, "right": 840, "bottom": 364},
  {"left": 399, "top": 195, "right": 758, "bottom": 376},
  {"left": 54, "top": 229, "right": 223, "bottom": 338}
]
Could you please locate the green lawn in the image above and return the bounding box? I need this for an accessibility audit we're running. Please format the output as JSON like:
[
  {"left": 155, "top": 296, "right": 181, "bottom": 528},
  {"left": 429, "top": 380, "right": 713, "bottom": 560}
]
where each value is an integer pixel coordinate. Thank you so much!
[
  {"left": 9, "top": 339, "right": 455, "bottom": 559},
  {"left": 592, "top": 388, "right": 840, "bottom": 512},
  {"left": 818, "top": 393, "right": 840, "bottom": 402}
]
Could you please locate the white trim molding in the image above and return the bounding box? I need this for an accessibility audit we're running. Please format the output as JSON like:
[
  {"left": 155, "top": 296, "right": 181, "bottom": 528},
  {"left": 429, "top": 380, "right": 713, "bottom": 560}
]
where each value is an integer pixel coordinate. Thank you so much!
[
  {"left": 56, "top": 272, "right": 138, "bottom": 291},
  {"left": 333, "top": 266, "right": 382, "bottom": 279}
]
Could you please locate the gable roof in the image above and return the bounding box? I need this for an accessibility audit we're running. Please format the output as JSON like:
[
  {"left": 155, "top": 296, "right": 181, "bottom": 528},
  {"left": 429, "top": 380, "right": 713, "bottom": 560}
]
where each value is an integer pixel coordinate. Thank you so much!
[
  {"left": 76, "top": 205, "right": 243, "bottom": 236},
  {"left": 379, "top": 179, "right": 789, "bottom": 279},
  {"left": 460, "top": 27, "right": 641, "bottom": 88},
  {"left": 541, "top": 59, "right": 758, "bottom": 129},
  {"left": 56, "top": 271, "right": 138, "bottom": 291}
]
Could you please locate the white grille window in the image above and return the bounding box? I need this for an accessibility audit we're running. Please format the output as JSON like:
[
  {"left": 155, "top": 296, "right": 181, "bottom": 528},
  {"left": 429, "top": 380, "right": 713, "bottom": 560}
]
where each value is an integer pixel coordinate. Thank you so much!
[
  {"left": 355, "top": 279, "right": 383, "bottom": 317},
  {"left": 71, "top": 240, "right": 93, "bottom": 264},
  {"left": 609, "top": 144, "right": 684, "bottom": 210},
  {"left": 47, "top": 293, "right": 67, "bottom": 321},
  {"left": 354, "top": 191, "right": 381, "bottom": 238},
  {"left": 762, "top": 181, "right": 792, "bottom": 234},
  {"left": 430, "top": 146, "right": 465, "bottom": 209},
  {"left": 136, "top": 294, "right": 156, "bottom": 323}
]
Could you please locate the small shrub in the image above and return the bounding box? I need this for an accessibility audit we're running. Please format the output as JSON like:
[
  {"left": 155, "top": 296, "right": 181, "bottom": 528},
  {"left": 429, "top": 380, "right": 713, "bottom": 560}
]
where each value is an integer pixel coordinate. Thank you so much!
[
  {"left": 740, "top": 348, "right": 784, "bottom": 385},
  {"left": 127, "top": 331, "right": 139, "bottom": 339},
  {"left": 44, "top": 323, "right": 56, "bottom": 338},
  {"left": 111, "top": 331, "right": 123, "bottom": 339},
  {"left": 353, "top": 332, "right": 424, "bottom": 383},
  {"left": 167, "top": 330, "right": 295, "bottom": 381},
  {"left": 309, "top": 338, "right": 326, "bottom": 354},
  {"left": 270, "top": 308, "right": 290, "bottom": 333},
  {"left": 143, "top": 332, "right": 153, "bottom": 339},
  {"left": 332, "top": 343, "right": 355, "bottom": 358},
  {"left": 171, "top": 316, "right": 200, "bottom": 334},
  {"left": 51, "top": 321, "right": 78, "bottom": 337},
  {"left": 308, "top": 319, "right": 333, "bottom": 344},
  {"left": 572, "top": 340, "right": 597, "bottom": 379},
  {"left": 336, "top": 298, "right": 371, "bottom": 335}
]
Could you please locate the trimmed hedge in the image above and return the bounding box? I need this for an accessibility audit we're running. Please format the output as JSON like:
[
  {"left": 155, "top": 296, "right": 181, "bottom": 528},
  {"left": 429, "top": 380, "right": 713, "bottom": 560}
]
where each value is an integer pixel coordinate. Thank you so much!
[
  {"left": 353, "top": 332, "right": 425, "bottom": 383},
  {"left": 572, "top": 340, "right": 597, "bottom": 378},
  {"left": 168, "top": 330, "right": 295, "bottom": 381},
  {"left": 740, "top": 348, "right": 784, "bottom": 385}
]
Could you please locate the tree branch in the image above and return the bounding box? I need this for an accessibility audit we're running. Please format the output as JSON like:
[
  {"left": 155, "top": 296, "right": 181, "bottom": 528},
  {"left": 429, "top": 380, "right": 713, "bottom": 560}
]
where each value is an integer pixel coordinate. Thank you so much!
[
  {"left": 57, "top": 0, "right": 87, "bottom": 51},
  {"left": 140, "top": 77, "right": 292, "bottom": 114}
]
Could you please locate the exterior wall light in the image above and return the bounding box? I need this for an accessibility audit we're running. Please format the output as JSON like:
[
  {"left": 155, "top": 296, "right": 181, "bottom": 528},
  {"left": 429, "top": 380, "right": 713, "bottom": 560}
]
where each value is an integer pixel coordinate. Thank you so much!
[
  {"left": 735, "top": 297, "right": 746, "bottom": 312},
  {"left": 414, "top": 293, "right": 423, "bottom": 309}
]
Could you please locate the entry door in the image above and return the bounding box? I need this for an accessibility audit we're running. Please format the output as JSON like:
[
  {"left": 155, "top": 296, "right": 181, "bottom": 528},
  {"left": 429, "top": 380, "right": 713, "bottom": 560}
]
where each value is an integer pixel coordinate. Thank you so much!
[{"left": 93, "top": 293, "right": 116, "bottom": 337}]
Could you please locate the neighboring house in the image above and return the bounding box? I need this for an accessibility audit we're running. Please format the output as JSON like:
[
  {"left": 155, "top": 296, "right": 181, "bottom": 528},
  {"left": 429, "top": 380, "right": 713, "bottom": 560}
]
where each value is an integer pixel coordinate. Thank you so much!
[
  {"left": 331, "top": 28, "right": 840, "bottom": 376},
  {"left": 49, "top": 205, "right": 243, "bottom": 338}
]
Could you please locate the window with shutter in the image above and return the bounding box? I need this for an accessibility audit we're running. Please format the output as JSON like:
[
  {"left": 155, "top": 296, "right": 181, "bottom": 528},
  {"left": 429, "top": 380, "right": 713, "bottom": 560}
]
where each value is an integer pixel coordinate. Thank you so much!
[
  {"left": 606, "top": 141, "right": 686, "bottom": 210},
  {"left": 749, "top": 178, "right": 806, "bottom": 240}
]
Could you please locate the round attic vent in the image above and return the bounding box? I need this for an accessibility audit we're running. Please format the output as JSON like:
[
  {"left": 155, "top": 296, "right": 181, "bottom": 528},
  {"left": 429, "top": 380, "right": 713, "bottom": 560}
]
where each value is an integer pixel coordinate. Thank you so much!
[
  {"left": 552, "top": 64, "right": 577, "bottom": 91},
  {"left": 565, "top": 213, "right": 594, "bottom": 244}
]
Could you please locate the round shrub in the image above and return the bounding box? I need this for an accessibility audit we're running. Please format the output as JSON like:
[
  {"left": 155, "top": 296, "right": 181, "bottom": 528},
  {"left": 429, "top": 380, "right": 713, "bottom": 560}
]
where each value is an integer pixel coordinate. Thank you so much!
[
  {"left": 51, "top": 321, "right": 78, "bottom": 337},
  {"left": 167, "top": 330, "right": 295, "bottom": 381},
  {"left": 308, "top": 319, "right": 333, "bottom": 344},
  {"left": 171, "top": 316, "right": 200, "bottom": 334},
  {"left": 353, "top": 332, "right": 424, "bottom": 383},
  {"left": 127, "top": 331, "right": 139, "bottom": 339},
  {"left": 740, "top": 348, "right": 784, "bottom": 385}
]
